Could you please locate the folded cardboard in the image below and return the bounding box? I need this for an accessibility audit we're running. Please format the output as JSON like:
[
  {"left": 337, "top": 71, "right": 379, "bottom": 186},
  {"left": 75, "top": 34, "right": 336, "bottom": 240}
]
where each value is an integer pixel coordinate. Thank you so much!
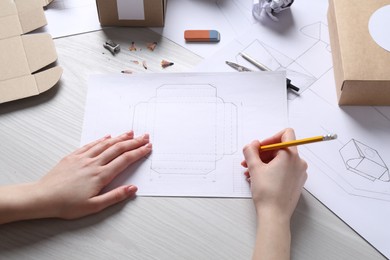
[
  {"left": 42, "top": 0, "right": 53, "bottom": 7},
  {"left": 96, "top": 0, "right": 166, "bottom": 27},
  {"left": 0, "top": 0, "right": 62, "bottom": 104},
  {"left": 328, "top": 0, "right": 390, "bottom": 105}
]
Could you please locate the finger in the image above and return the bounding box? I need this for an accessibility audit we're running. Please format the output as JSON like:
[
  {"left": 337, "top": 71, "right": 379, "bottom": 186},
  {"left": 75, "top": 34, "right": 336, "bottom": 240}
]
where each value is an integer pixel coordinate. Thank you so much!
[
  {"left": 259, "top": 128, "right": 287, "bottom": 146},
  {"left": 73, "top": 135, "right": 111, "bottom": 155},
  {"left": 241, "top": 160, "right": 248, "bottom": 168},
  {"left": 280, "top": 128, "right": 298, "bottom": 153},
  {"left": 245, "top": 172, "right": 251, "bottom": 183},
  {"left": 97, "top": 133, "right": 150, "bottom": 165},
  {"left": 87, "top": 185, "right": 138, "bottom": 214},
  {"left": 259, "top": 128, "right": 296, "bottom": 162},
  {"left": 100, "top": 143, "right": 153, "bottom": 184},
  {"left": 243, "top": 140, "right": 263, "bottom": 168},
  {"left": 85, "top": 131, "right": 134, "bottom": 158}
]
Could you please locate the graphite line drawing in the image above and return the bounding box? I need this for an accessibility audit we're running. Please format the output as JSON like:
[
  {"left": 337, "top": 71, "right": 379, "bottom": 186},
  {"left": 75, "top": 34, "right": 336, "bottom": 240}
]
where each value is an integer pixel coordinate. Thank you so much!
[
  {"left": 340, "top": 139, "right": 390, "bottom": 182},
  {"left": 290, "top": 89, "right": 390, "bottom": 201},
  {"left": 236, "top": 22, "right": 332, "bottom": 99},
  {"left": 301, "top": 143, "right": 390, "bottom": 202},
  {"left": 132, "top": 84, "right": 238, "bottom": 178}
]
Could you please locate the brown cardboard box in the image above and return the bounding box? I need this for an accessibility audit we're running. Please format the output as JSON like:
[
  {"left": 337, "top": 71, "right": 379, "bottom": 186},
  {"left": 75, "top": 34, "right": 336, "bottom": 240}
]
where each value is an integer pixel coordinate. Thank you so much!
[
  {"left": 328, "top": 0, "right": 390, "bottom": 105},
  {"left": 96, "top": 0, "right": 166, "bottom": 27},
  {"left": 0, "top": 0, "right": 62, "bottom": 104}
]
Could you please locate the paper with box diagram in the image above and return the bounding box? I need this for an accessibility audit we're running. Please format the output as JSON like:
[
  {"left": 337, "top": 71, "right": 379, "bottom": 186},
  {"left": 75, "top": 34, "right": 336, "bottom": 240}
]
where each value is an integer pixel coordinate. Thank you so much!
[
  {"left": 81, "top": 72, "right": 288, "bottom": 197},
  {"left": 194, "top": 0, "right": 390, "bottom": 257},
  {"left": 289, "top": 88, "right": 390, "bottom": 260}
]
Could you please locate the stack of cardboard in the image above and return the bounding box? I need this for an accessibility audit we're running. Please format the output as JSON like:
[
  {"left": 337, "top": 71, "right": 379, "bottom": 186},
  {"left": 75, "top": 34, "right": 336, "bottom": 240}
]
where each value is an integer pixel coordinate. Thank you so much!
[{"left": 0, "top": 0, "right": 62, "bottom": 104}]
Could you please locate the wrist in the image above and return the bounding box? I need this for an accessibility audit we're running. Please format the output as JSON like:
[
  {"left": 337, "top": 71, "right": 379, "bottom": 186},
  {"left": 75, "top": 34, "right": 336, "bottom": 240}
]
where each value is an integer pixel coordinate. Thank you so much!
[
  {"left": 256, "top": 206, "right": 291, "bottom": 227},
  {"left": 0, "top": 182, "right": 53, "bottom": 224},
  {"left": 253, "top": 207, "right": 292, "bottom": 260}
]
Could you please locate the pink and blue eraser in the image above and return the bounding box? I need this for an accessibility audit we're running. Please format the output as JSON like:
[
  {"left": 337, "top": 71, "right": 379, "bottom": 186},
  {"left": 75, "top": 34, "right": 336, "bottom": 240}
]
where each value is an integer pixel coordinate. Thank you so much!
[{"left": 184, "top": 30, "right": 220, "bottom": 42}]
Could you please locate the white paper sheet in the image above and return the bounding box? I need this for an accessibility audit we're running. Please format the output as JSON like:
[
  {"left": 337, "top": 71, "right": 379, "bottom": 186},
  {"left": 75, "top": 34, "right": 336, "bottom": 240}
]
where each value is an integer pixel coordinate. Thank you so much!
[
  {"left": 195, "top": 0, "right": 331, "bottom": 96},
  {"left": 150, "top": 0, "right": 256, "bottom": 58},
  {"left": 81, "top": 72, "right": 288, "bottom": 197},
  {"left": 289, "top": 87, "right": 390, "bottom": 259},
  {"left": 37, "top": 0, "right": 101, "bottom": 38},
  {"left": 195, "top": 0, "right": 390, "bottom": 257}
]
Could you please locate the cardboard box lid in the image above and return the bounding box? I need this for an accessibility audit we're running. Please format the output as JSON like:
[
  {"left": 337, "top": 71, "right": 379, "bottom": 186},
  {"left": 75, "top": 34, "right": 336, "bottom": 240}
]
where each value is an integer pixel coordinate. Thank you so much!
[
  {"left": 331, "top": 0, "right": 390, "bottom": 81},
  {"left": 0, "top": 0, "right": 62, "bottom": 104}
]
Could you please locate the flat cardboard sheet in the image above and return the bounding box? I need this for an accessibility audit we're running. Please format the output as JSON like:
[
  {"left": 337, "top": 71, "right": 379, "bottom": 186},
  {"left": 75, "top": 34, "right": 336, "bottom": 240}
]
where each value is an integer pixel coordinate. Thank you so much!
[
  {"left": 0, "top": 0, "right": 62, "bottom": 104},
  {"left": 42, "top": 0, "right": 53, "bottom": 7}
]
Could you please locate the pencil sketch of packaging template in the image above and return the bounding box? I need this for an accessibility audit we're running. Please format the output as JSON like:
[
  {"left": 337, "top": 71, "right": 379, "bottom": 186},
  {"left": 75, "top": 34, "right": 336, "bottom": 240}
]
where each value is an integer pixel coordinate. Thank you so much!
[
  {"left": 132, "top": 84, "right": 238, "bottom": 177},
  {"left": 238, "top": 22, "right": 332, "bottom": 96},
  {"left": 340, "top": 139, "right": 389, "bottom": 182}
]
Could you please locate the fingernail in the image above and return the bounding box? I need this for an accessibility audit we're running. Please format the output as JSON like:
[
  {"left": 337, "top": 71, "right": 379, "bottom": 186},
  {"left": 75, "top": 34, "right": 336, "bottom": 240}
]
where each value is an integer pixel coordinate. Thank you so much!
[
  {"left": 145, "top": 143, "right": 152, "bottom": 149},
  {"left": 103, "top": 134, "right": 111, "bottom": 139},
  {"left": 143, "top": 133, "right": 150, "bottom": 140},
  {"left": 126, "top": 130, "right": 134, "bottom": 136},
  {"left": 127, "top": 185, "right": 138, "bottom": 193}
]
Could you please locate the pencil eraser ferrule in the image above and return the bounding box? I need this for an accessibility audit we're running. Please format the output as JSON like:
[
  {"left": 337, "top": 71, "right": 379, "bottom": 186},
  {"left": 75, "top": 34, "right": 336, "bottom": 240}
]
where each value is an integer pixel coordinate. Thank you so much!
[{"left": 184, "top": 30, "right": 220, "bottom": 42}]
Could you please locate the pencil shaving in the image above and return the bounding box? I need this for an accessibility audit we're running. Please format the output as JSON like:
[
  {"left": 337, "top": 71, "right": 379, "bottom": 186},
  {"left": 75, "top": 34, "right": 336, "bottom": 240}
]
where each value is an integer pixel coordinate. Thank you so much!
[
  {"left": 130, "top": 60, "right": 139, "bottom": 65},
  {"left": 142, "top": 60, "right": 147, "bottom": 70},
  {"left": 161, "top": 59, "right": 174, "bottom": 68},
  {"left": 147, "top": 42, "right": 158, "bottom": 51},
  {"left": 121, "top": 69, "right": 133, "bottom": 74},
  {"left": 129, "top": 41, "right": 137, "bottom": 51}
]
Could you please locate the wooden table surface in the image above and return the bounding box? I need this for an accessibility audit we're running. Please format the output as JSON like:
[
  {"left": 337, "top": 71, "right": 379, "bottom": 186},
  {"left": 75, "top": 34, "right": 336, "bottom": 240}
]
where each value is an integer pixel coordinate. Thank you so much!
[{"left": 0, "top": 27, "right": 385, "bottom": 259}]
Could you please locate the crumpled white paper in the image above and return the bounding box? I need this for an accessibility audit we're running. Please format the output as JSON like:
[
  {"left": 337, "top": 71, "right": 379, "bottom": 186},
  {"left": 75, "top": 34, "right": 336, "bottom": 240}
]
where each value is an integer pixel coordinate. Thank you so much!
[{"left": 252, "top": 0, "right": 294, "bottom": 22}]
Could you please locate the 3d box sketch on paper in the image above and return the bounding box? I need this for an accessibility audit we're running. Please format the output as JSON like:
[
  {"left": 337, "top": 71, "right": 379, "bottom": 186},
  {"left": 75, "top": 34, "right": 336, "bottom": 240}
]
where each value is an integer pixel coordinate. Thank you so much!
[
  {"left": 340, "top": 139, "right": 389, "bottom": 183},
  {"left": 290, "top": 89, "right": 390, "bottom": 202}
]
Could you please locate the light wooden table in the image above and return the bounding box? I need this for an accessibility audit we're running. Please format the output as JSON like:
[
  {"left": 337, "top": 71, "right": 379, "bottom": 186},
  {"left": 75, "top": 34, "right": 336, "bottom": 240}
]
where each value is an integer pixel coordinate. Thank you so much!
[{"left": 0, "top": 27, "right": 385, "bottom": 259}]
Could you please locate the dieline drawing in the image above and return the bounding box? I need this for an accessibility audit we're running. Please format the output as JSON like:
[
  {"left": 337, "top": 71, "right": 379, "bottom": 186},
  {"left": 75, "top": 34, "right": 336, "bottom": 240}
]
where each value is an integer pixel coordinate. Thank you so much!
[{"left": 132, "top": 84, "right": 238, "bottom": 177}]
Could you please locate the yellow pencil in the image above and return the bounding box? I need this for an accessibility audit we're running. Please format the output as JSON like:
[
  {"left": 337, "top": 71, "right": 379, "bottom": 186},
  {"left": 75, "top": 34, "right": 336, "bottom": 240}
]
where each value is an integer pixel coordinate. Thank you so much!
[{"left": 260, "top": 134, "right": 337, "bottom": 151}]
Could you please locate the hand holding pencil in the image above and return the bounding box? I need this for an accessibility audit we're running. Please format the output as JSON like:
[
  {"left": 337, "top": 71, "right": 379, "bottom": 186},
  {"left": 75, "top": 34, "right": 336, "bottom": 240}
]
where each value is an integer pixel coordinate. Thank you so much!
[{"left": 242, "top": 128, "right": 308, "bottom": 259}]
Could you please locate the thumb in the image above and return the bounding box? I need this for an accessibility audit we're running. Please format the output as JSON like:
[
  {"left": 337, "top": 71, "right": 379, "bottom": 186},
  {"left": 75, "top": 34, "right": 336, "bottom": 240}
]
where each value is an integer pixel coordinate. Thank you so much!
[
  {"left": 243, "top": 140, "right": 263, "bottom": 169},
  {"left": 88, "top": 185, "right": 138, "bottom": 214}
]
